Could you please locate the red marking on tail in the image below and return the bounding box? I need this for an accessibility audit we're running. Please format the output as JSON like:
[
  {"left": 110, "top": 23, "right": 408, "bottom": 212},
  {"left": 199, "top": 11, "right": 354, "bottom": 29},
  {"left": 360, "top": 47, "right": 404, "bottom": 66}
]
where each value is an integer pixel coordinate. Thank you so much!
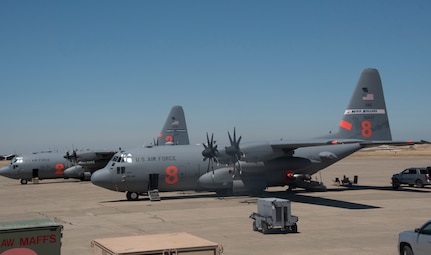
[{"left": 340, "top": 120, "right": 352, "bottom": 131}]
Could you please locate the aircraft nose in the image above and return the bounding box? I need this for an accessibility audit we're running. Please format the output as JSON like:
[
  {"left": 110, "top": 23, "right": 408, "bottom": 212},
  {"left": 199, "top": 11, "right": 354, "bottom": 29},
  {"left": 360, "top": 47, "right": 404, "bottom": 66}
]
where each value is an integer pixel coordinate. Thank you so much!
[
  {"left": 0, "top": 165, "right": 15, "bottom": 178},
  {"left": 91, "top": 168, "right": 113, "bottom": 190}
]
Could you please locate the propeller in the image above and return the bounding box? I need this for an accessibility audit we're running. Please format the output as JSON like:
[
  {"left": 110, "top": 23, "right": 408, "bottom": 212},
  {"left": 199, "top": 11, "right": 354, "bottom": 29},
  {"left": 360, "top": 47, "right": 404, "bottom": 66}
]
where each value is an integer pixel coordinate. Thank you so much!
[
  {"left": 225, "top": 128, "right": 243, "bottom": 177},
  {"left": 202, "top": 133, "right": 219, "bottom": 173},
  {"left": 153, "top": 138, "right": 159, "bottom": 146},
  {"left": 64, "top": 150, "right": 78, "bottom": 164}
]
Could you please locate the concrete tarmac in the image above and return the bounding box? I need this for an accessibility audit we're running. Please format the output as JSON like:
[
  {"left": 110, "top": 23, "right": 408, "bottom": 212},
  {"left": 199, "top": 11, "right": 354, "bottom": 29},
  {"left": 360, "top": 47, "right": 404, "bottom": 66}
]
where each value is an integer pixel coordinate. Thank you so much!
[{"left": 1, "top": 155, "right": 430, "bottom": 255}]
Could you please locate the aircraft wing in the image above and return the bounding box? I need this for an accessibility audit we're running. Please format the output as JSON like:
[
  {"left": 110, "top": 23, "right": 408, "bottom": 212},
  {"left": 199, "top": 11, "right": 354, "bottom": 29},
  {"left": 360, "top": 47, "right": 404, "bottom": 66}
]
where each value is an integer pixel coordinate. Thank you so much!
[
  {"left": 239, "top": 139, "right": 346, "bottom": 162},
  {"left": 358, "top": 140, "right": 430, "bottom": 148},
  {"left": 269, "top": 139, "right": 344, "bottom": 150},
  {"left": 240, "top": 139, "right": 429, "bottom": 163},
  {"left": 316, "top": 139, "right": 430, "bottom": 147},
  {"left": 64, "top": 149, "right": 117, "bottom": 173},
  {"left": 92, "top": 151, "right": 117, "bottom": 160}
]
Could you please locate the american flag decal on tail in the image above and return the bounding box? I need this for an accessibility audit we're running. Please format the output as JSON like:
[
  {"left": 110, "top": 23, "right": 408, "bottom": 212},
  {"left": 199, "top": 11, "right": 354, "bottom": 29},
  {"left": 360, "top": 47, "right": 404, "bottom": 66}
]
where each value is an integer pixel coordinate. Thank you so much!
[{"left": 362, "top": 93, "right": 374, "bottom": 100}]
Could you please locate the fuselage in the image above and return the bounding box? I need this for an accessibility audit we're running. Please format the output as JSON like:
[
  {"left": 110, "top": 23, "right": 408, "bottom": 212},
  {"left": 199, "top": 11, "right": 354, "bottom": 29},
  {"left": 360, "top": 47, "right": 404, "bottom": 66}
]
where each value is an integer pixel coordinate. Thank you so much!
[
  {"left": 91, "top": 143, "right": 362, "bottom": 194},
  {"left": 0, "top": 152, "right": 73, "bottom": 183}
]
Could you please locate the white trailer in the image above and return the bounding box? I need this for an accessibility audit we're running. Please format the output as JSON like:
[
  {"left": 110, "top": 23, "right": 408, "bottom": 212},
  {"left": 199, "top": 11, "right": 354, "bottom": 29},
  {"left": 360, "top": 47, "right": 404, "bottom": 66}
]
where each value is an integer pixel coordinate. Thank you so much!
[{"left": 250, "top": 197, "right": 298, "bottom": 234}]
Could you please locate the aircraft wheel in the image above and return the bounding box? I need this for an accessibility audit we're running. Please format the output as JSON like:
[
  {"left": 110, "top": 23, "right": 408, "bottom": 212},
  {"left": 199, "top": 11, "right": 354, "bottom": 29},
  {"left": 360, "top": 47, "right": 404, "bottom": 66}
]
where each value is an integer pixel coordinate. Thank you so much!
[
  {"left": 126, "top": 191, "right": 139, "bottom": 201},
  {"left": 20, "top": 179, "right": 28, "bottom": 185}
]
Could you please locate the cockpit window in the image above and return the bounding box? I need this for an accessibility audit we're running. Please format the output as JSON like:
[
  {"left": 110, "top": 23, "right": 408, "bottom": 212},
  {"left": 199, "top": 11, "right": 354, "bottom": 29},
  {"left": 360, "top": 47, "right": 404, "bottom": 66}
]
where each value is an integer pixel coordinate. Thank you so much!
[
  {"left": 112, "top": 153, "right": 133, "bottom": 163},
  {"left": 12, "top": 157, "right": 23, "bottom": 164},
  {"left": 121, "top": 153, "right": 133, "bottom": 163}
]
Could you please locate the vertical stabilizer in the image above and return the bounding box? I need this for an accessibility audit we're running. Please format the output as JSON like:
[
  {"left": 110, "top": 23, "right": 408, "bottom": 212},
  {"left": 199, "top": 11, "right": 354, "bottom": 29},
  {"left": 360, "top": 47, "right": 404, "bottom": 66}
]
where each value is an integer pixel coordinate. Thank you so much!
[
  {"left": 157, "top": 106, "right": 190, "bottom": 145},
  {"left": 321, "top": 68, "right": 392, "bottom": 141}
]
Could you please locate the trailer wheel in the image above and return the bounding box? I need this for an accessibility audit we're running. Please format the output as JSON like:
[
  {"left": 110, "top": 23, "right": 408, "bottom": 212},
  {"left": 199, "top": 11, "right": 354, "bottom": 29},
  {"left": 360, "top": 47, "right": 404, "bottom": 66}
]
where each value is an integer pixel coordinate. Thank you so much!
[
  {"left": 261, "top": 221, "right": 269, "bottom": 234},
  {"left": 291, "top": 223, "right": 298, "bottom": 233},
  {"left": 252, "top": 221, "right": 258, "bottom": 231}
]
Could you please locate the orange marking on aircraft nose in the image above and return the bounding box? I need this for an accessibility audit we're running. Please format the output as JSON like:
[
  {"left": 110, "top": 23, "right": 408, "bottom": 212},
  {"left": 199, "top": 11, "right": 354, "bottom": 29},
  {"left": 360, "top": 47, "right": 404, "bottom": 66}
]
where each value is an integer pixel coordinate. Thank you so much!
[{"left": 340, "top": 120, "right": 352, "bottom": 131}]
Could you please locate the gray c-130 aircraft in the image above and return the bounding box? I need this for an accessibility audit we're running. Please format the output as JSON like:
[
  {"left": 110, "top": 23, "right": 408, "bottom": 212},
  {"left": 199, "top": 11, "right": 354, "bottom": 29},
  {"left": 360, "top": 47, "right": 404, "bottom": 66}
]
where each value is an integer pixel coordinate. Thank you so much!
[
  {"left": 0, "top": 106, "right": 190, "bottom": 184},
  {"left": 91, "top": 68, "right": 428, "bottom": 201},
  {"left": 0, "top": 149, "right": 116, "bottom": 184}
]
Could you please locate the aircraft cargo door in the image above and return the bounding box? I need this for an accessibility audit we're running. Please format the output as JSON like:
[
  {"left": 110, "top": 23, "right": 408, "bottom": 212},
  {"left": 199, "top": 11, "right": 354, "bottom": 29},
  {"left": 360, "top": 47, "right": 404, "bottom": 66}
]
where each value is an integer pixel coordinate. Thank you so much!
[
  {"left": 32, "top": 169, "right": 39, "bottom": 179},
  {"left": 148, "top": 174, "right": 159, "bottom": 190}
]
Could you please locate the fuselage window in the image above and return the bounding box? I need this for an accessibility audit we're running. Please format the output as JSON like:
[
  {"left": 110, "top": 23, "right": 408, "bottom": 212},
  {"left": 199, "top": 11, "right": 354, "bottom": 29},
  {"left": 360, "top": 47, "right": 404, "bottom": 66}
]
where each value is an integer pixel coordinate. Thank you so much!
[{"left": 116, "top": 166, "right": 125, "bottom": 174}]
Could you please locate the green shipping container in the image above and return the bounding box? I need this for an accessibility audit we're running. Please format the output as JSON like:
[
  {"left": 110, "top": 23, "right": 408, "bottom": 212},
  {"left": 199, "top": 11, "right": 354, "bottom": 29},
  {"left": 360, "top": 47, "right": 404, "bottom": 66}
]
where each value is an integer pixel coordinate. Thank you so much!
[{"left": 0, "top": 219, "right": 63, "bottom": 255}]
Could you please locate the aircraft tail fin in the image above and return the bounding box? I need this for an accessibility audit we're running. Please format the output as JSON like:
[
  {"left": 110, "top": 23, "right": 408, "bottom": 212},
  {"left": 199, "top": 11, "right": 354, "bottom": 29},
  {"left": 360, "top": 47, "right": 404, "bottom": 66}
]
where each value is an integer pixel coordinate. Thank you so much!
[
  {"left": 320, "top": 68, "right": 392, "bottom": 141},
  {"left": 157, "top": 106, "right": 190, "bottom": 145}
]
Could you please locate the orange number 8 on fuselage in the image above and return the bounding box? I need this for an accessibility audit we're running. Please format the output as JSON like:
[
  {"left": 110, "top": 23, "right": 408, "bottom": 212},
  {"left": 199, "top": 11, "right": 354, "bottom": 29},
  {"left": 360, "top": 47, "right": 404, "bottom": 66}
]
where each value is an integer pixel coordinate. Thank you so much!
[{"left": 165, "top": 166, "right": 179, "bottom": 184}]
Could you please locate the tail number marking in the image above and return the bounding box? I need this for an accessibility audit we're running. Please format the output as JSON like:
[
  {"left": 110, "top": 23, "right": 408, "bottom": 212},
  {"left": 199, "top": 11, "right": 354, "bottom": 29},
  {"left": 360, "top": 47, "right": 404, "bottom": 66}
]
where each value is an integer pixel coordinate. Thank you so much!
[
  {"left": 165, "top": 165, "right": 179, "bottom": 184},
  {"left": 361, "top": 120, "right": 372, "bottom": 138}
]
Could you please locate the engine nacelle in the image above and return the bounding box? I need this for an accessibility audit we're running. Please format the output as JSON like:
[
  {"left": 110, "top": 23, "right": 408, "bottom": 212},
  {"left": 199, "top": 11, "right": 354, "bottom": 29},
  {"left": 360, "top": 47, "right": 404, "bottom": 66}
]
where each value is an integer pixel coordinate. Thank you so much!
[
  {"left": 198, "top": 167, "right": 266, "bottom": 194},
  {"left": 198, "top": 168, "right": 233, "bottom": 190},
  {"left": 64, "top": 165, "right": 85, "bottom": 178}
]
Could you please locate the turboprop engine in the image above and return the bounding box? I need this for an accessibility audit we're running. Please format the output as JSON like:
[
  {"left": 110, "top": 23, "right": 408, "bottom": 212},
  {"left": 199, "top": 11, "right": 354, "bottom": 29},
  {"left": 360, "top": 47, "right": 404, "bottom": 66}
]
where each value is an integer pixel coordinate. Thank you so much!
[
  {"left": 64, "top": 165, "right": 91, "bottom": 180},
  {"left": 197, "top": 167, "right": 267, "bottom": 194}
]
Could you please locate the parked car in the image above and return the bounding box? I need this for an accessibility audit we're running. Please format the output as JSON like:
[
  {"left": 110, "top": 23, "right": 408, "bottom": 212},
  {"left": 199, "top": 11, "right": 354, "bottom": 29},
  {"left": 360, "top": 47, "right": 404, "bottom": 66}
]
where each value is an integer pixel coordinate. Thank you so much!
[
  {"left": 398, "top": 220, "right": 431, "bottom": 255},
  {"left": 391, "top": 167, "right": 431, "bottom": 189}
]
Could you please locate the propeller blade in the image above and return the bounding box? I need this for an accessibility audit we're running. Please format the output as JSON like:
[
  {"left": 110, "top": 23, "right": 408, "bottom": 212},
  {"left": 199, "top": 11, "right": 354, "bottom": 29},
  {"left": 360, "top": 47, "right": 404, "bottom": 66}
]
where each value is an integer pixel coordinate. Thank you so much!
[
  {"left": 225, "top": 128, "right": 243, "bottom": 177},
  {"left": 202, "top": 132, "right": 219, "bottom": 172},
  {"left": 225, "top": 128, "right": 242, "bottom": 160}
]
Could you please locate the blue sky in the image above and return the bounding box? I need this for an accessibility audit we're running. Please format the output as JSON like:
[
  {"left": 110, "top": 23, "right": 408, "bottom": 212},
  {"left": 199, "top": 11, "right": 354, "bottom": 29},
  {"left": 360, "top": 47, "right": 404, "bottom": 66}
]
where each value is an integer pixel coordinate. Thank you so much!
[{"left": 1, "top": 1, "right": 430, "bottom": 155}]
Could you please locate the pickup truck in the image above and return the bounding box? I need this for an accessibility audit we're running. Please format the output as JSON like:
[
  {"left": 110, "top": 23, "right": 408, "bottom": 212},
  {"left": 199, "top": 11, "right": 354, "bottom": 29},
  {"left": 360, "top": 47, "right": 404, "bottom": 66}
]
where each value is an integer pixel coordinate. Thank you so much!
[
  {"left": 391, "top": 167, "right": 431, "bottom": 189},
  {"left": 398, "top": 220, "right": 431, "bottom": 255}
]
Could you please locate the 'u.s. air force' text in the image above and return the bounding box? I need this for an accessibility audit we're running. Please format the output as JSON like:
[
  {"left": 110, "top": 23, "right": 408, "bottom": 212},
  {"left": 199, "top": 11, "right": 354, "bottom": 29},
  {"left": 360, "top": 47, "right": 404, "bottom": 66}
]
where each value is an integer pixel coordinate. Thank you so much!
[{"left": 135, "top": 156, "right": 176, "bottom": 162}]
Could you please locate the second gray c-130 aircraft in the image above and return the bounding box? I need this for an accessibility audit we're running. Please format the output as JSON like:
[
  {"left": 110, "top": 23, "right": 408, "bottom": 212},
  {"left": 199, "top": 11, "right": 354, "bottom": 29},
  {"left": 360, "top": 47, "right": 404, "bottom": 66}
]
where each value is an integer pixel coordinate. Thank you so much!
[
  {"left": 91, "top": 68, "right": 428, "bottom": 201},
  {"left": 0, "top": 106, "right": 189, "bottom": 184},
  {"left": 0, "top": 149, "right": 117, "bottom": 184}
]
